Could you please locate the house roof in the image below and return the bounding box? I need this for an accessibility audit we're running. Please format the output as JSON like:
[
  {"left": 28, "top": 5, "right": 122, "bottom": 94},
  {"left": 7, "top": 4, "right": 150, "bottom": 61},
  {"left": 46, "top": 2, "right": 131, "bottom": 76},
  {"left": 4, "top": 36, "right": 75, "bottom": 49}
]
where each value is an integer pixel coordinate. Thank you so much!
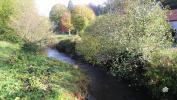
[{"left": 167, "top": 9, "right": 177, "bottom": 21}]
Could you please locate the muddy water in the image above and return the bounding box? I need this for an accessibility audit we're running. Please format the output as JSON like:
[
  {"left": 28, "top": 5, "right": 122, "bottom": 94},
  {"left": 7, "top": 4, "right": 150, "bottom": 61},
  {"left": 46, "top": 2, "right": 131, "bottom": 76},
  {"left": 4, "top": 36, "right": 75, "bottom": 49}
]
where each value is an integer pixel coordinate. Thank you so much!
[{"left": 47, "top": 48, "right": 152, "bottom": 100}]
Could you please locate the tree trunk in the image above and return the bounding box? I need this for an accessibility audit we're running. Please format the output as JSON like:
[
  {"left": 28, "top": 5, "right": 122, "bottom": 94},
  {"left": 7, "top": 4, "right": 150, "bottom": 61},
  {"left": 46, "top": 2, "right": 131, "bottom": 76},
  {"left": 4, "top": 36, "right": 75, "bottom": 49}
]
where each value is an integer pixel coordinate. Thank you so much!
[
  {"left": 69, "top": 29, "right": 71, "bottom": 36},
  {"left": 76, "top": 30, "right": 79, "bottom": 35}
]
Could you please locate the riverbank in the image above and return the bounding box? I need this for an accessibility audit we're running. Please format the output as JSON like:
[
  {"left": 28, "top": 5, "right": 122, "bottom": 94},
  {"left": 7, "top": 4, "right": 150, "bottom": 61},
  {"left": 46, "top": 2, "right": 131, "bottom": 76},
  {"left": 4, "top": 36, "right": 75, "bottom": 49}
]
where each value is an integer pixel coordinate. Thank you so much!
[
  {"left": 0, "top": 40, "right": 88, "bottom": 100},
  {"left": 53, "top": 40, "right": 153, "bottom": 100}
]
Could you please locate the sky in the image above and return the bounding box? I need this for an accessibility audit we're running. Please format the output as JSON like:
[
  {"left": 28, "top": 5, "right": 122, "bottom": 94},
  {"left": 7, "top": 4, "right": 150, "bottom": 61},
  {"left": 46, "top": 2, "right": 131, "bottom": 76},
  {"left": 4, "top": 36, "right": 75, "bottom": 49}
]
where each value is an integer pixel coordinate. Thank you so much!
[{"left": 35, "top": 0, "right": 107, "bottom": 16}]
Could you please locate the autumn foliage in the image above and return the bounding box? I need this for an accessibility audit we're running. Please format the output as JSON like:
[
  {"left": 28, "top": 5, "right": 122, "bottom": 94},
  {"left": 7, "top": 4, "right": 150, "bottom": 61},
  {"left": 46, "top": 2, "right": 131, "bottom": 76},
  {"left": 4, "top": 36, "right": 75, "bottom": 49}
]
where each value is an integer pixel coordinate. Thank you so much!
[
  {"left": 71, "top": 6, "right": 96, "bottom": 33},
  {"left": 49, "top": 4, "right": 95, "bottom": 34},
  {"left": 61, "top": 12, "right": 73, "bottom": 34}
]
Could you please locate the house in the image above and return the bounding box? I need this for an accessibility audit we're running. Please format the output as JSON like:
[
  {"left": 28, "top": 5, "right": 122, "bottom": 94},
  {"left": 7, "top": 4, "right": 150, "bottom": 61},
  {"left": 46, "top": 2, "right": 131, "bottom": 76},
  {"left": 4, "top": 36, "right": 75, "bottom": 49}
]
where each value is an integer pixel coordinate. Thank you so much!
[
  {"left": 167, "top": 9, "right": 177, "bottom": 29},
  {"left": 167, "top": 9, "right": 177, "bottom": 41}
]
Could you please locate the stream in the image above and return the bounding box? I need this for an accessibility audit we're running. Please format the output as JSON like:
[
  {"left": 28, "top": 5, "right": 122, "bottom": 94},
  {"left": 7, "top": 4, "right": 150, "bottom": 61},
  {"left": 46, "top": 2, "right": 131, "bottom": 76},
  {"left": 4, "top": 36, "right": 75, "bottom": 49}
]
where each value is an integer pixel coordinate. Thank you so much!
[{"left": 47, "top": 48, "right": 152, "bottom": 100}]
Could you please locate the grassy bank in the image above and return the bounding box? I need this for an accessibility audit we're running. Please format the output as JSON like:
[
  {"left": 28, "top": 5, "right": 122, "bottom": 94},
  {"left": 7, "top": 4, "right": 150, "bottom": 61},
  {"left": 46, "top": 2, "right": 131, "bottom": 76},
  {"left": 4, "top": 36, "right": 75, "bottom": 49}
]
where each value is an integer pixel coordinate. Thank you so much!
[{"left": 0, "top": 40, "right": 88, "bottom": 100}]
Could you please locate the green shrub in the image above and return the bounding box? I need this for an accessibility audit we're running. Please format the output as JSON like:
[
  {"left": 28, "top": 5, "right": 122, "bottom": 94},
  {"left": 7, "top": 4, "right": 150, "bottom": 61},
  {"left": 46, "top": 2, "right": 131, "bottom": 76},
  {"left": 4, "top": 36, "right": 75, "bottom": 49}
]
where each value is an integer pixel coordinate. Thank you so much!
[
  {"left": 76, "top": 34, "right": 101, "bottom": 64},
  {"left": 0, "top": 0, "right": 15, "bottom": 34},
  {"left": 77, "top": 0, "right": 171, "bottom": 75},
  {"left": 11, "top": 0, "right": 54, "bottom": 49},
  {"left": 76, "top": 1, "right": 173, "bottom": 99},
  {"left": 0, "top": 41, "right": 88, "bottom": 100},
  {"left": 110, "top": 51, "right": 147, "bottom": 86},
  {"left": 56, "top": 35, "right": 81, "bottom": 55},
  {"left": 22, "top": 42, "right": 39, "bottom": 53},
  {"left": 0, "top": 53, "right": 88, "bottom": 100},
  {"left": 145, "top": 49, "right": 177, "bottom": 99},
  {"left": 56, "top": 39, "right": 76, "bottom": 55},
  {"left": 0, "top": 33, "right": 24, "bottom": 44}
]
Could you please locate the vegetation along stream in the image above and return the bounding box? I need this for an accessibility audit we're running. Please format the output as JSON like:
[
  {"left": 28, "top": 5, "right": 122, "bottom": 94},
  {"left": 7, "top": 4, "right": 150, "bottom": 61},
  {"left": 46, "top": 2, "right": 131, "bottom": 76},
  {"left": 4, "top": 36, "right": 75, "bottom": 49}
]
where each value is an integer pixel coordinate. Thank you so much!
[
  {"left": 47, "top": 48, "right": 152, "bottom": 100},
  {"left": 1, "top": 0, "right": 177, "bottom": 99}
]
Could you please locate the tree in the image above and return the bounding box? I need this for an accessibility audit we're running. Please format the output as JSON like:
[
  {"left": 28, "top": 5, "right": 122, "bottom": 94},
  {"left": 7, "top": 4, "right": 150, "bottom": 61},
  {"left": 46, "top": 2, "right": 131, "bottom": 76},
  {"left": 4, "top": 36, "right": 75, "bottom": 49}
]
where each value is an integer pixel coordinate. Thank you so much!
[
  {"left": 77, "top": 0, "right": 172, "bottom": 83},
  {"left": 89, "top": 3, "right": 106, "bottom": 16},
  {"left": 103, "top": 0, "right": 128, "bottom": 14},
  {"left": 89, "top": 3, "right": 99, "bottom": 16},
  {"left": 158, "top": 0, "right": 177, "bottom": 9},
  {"left": 68, "top": 0, "right": 74, "bottom": 11},
  {"left": 61, "top": 12, "right": 73, "bottom": 35},
  {"left": 0, "top": 0, "right": 15, "bottom": 34},
  {"left": 71, "top": 5, "right": 95, "bottom": 34},
  {"left": 72, "top": 14, "right": 86, "bottom": 34},
  {"left": 49, "top": 4, "right": 69, "bottom": 32},
  {"left": 11, "top": 0, "right": 53, "bottom": 46}
]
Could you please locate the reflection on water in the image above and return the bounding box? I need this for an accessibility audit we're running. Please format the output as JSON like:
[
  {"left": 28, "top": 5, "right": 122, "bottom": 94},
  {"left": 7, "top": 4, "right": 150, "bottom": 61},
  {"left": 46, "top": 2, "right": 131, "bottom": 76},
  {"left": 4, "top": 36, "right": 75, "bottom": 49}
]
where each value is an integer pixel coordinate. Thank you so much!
[{"left": 47, "top": 48, "right": 75, "bottom": 64}]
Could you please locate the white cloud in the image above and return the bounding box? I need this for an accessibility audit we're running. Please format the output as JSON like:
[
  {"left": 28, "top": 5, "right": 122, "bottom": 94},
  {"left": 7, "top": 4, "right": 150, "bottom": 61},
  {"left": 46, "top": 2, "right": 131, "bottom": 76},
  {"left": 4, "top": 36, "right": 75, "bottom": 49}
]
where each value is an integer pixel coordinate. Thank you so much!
[{"left": 35, "top": 0, "right": 106, "bottom": 16}]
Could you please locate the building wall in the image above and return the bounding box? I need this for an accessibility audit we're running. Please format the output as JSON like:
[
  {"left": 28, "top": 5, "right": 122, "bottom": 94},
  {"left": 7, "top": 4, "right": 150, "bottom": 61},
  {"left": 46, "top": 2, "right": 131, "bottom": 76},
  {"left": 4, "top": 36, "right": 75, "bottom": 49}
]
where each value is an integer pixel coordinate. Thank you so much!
[
  {"left": 170, "top": 21, "right": 177, "bottom": 30},
  {"left": 170, "top": 21, "right": 177, "bottom": 42}
]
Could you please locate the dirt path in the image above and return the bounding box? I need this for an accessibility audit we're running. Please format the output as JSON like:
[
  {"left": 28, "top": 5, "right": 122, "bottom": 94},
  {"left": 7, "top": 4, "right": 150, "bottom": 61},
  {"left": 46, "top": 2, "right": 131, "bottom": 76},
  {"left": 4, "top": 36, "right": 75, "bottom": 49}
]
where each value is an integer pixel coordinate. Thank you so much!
[{"left": 47, "top": 49, "right": 152, "bottom": 100}]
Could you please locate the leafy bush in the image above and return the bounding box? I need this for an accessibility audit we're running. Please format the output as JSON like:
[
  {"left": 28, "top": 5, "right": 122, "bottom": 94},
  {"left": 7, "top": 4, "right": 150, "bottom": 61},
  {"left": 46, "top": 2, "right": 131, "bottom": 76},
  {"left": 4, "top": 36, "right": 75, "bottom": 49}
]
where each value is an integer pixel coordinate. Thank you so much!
[
  {"left": 0, "top": 0, "right": 14, "bottom": 34},
  {"left": 56, "top": 39, "right": 76, "bottom": 55},
  {"left": 0, "top": 33, "right": 24, "bottom": 44},
  {"left": 0, "top": 41, "right": 88, "bottom": 100},
  {"left": 76, "top": 0, "right": 173, "bottom": 99},
  {"left": 0, "top": 53, "right": 88, "bottom": 100},
  {"left": 77, "top": 0, "right": 171, "bottom": 75},
  {"left": 145, "top": 49, "right": 177, "bottom": 99},
  {"left": 11, "top": 0, "right": 54, "bottom": 49},
  {"left": 12, "top": 15, "right": 53, "bottom": 47},
  {"left": 22, "top": 42, "right": 39, "bottom": 53},
  {"left": 110, "top": 51, "right": 146, "bottom": 86},
  {"left": 76, "top": 34, "right": 100, "bottom": 63},
  {"left": 56, "top": 35, "right": 81, "bottom": 55}
]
